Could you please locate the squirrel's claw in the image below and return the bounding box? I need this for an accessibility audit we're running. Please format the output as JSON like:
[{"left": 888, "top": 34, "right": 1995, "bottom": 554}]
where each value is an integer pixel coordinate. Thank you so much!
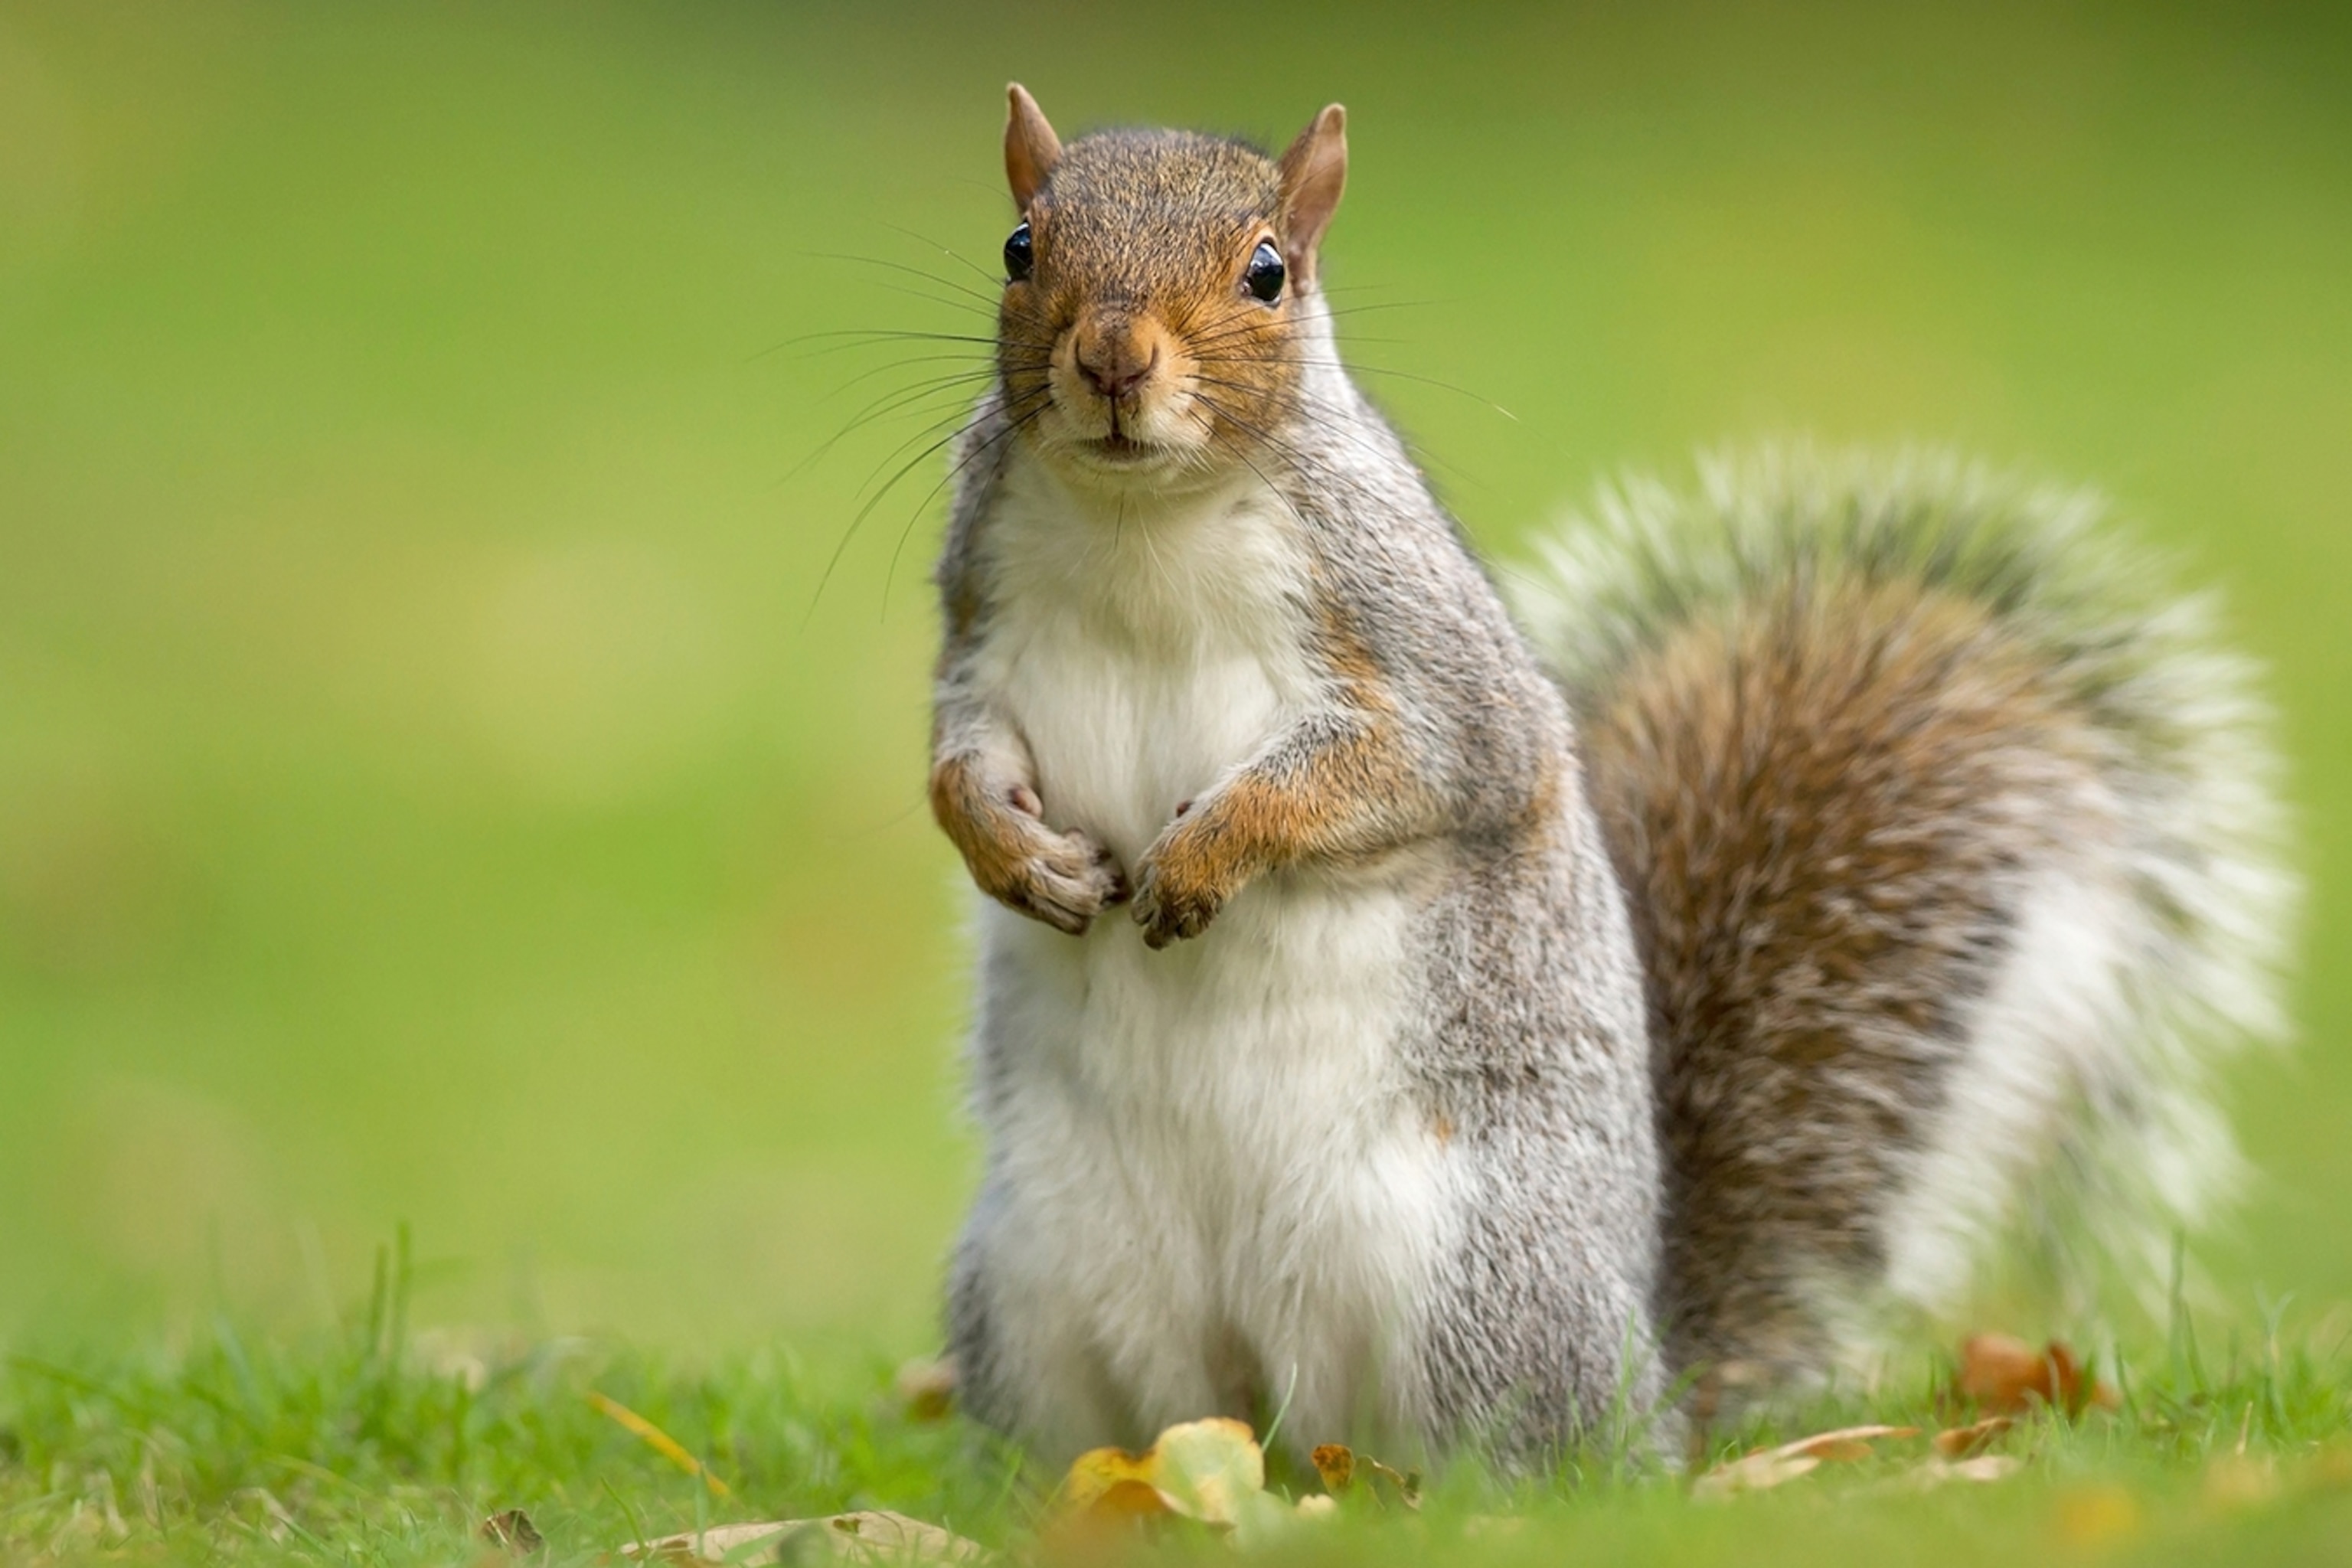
[
  {"left": 1009, "top": 827, "right": 1125, "bottom": 936},
  {"left": 1130, "top": 849, "right": 1225, "bottom": 949}
]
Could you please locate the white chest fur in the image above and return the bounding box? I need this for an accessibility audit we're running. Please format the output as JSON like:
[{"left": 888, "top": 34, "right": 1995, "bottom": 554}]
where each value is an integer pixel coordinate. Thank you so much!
[
  {"left": 974, "top": 459, "right": 1316, "bottom": 867},
  {"left": 962, "top": 455, "right": 1457, "bottom": 1458}
]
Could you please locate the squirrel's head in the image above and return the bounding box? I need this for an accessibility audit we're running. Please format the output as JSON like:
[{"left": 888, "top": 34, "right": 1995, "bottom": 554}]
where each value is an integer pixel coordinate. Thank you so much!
[{"left": 994, "top": 86, "right": 1347, "bottom": 492}]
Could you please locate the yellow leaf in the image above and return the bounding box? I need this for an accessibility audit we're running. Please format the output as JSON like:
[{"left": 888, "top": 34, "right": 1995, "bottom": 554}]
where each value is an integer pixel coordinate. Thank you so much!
[
  {"left": 1054, "top": 1416, "right": 1263, "bottom": 1529},
  {"left": 1145, "top": 1417, "right": 1266, "bottom": 1525},
  {"left": 586, "top": 1390, "right": 730, "bottom": 1498}
]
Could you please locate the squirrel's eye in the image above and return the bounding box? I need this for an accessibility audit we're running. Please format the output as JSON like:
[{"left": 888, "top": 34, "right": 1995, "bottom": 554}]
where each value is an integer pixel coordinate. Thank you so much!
[
  {"left": 1003, "top": 221, "right": 1034, "bottom": 283},
  {"left": 1243, "top": 240, "right": 1285, "bottom": 304}
]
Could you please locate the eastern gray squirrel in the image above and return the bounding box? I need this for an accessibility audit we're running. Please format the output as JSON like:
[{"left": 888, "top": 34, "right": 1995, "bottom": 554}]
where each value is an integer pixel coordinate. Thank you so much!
[{"left": 924, "top": 87, "right": 2295, "bottom": 1465}]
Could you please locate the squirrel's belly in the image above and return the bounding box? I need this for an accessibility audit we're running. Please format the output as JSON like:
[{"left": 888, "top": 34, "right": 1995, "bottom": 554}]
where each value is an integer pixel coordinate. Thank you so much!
[{"left": 973, "top": 858, "right": 1456, "bottom": 1446}]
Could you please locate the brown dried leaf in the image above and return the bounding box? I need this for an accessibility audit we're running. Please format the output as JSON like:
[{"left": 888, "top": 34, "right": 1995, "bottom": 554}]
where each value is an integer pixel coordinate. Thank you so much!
[
  {"left": 894, "top": 1356, "right": 958, "bottom": 1423},
  {"left": 1305, "top": 1442, "right": 1420, "bottom": 1509},
  {"left": 1694, "top": 1424, "right": 1920, "bottom": 1499},
  {"left": 1693, "top": 1450, "right": 1821, "bottom": 1499},
  {"left": 1933, "top": 1416, "right": 2014, "bottom": 1458},
  {"left": 1779, "top": 1424, "right": 1920, "bottom": 1462},
  {"left": 1364, "top": 1455, "right": 1423, "bottom": 1510},
  {"left": 480, "top": 1509, "right": 544, "bottom": 1555},
  {"left": 1955, "top": 1335, "right": 2112, "bottom": 1416},
  {"left": 623, "top": 1513, "right": 992, "bottom": 1565}
]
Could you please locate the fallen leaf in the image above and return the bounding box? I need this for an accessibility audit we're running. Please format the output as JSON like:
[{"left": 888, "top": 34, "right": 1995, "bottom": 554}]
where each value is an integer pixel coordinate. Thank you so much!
[
  {"left": 1309, "top": 1444, "right": 1353, "bottom": 1494},
  {"left": 588, "top": 1390, "right": 732, "bottom": 1498},
  {"left": 622, "top": 1513, "right": 992, "bottom": 1564},
  {"left": 1779, "top": 1424, "right": 1920, "bottom": 1461},
  {"left": 1693, "top": 1425, "right": 1919, "bottom": 1499},
  {"left": 1055, "top": 1417, "right": 1263, "bottom": 1529},
  {"left": 1305, "top": 1443, "right": 1421, "bottom": 1510},
  {"left": 1692, "top": 1450, "right": 1821, "bottom": 1499},
  {"left": 894, "top": 1357, "right": 958, "bottom": 1423},
  {"left": 1933, "top": 1416, "right": 2014, "bottom": 1458},
  {"left": 480, "top": 1509, "right": 544, "bottom": 1555},
  {"left": 1955, "top": 1335, "right": 2113, "bottom": 1416},
  {"left": 1045, "top": 1418, "right": 1344, "bottom": 1555}
]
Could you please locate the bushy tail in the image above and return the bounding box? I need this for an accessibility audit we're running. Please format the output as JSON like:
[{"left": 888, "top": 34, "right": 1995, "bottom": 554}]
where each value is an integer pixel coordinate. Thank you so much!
[{"left": 1511, "top": 445, "right": 2296, "bottom": 1385}]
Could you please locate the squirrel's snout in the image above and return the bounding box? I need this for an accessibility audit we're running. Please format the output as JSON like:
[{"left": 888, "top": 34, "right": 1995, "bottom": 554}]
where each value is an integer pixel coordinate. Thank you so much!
[
  {"left": 1039, "top": 309, "right": 1201, "bottom": 469},
  {"left": 1070, "top": 318, "right": 1162, "bottom": 403}
]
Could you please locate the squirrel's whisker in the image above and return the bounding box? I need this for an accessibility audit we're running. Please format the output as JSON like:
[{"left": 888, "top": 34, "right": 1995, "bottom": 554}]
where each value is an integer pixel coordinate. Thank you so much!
[
  {"left": 806, "top": 250, "right": 1014, "bottom": 315},
  {"left": 805, "top": 387, "right": 1050, "bottom": 627},
  {"left": 871, "top": 220, "right": 1014, "bottom": 290},
  {"left": 760, "top": 329, "right": 1004, "bottom": 362},
  {"left": 825, "top": 353, "right": 1020, "bottom": 400},
  {"left": 1200, "top": 355, "right": 1516, "bottom": 420},
  {"left": 786, "top": 373, "right": 1010, "bottom": 486},
  {"left": 880, "top": 397, "right": 1054, "bottom": 618}
]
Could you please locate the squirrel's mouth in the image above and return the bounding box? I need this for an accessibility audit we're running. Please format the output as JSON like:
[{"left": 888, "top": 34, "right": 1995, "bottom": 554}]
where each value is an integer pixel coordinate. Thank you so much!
[{"left": 1082, "top": 434, "right": 1161, "bottom": 464}]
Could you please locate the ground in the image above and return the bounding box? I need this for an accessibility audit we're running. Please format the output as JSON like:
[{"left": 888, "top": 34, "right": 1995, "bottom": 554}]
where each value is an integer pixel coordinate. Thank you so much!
[{"left": 7, "top": 1254, "right": 2350, "bottom": 1565}]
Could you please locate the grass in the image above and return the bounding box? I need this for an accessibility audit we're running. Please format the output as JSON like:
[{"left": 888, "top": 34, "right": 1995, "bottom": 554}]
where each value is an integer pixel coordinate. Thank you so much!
[{"left": 8, "top": 1236, "right": 2352, "bottom": 1564}]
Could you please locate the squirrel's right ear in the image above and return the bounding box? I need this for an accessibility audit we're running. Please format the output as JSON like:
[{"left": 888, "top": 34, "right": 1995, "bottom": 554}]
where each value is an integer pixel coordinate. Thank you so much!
[
  {"left": 1277, "top": 103, "right": 1347, "bottom": 283},
  {"left": 1004, "top": 84, "right": 1061, "bottom": 211}
]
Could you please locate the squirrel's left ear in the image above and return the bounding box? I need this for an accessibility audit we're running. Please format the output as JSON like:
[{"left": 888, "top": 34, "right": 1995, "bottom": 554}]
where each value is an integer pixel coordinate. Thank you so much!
[
  {"left": 1004, "top": 83, "right": 1061, "bottom": 211},
  {"left": 1277, "top": 103, "right": 1348, "bottom": 283}
]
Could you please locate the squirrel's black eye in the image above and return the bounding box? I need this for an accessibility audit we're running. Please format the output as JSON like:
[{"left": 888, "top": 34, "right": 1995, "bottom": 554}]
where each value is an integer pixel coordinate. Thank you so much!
[
  {"left": 1243, "top": 240, "right": 1285, "bottom": 303},
  {"left": 1003, "top": 220, "right": 1034, "bottom": 283}
]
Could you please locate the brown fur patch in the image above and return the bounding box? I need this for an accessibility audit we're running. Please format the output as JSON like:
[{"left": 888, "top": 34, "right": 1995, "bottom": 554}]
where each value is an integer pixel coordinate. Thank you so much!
[
  {"left": 1133, "top": 724, "right": 1430, "bottom": 951},
  {"left": 928, "top": 750, "right": 1031, "bottom": 902},
  {"left": 1583, "top": 577, "right": 2101, "bottom": 1376},
  {"left": 1133, "top": 596, "right": 1432, "bottom": 946}
]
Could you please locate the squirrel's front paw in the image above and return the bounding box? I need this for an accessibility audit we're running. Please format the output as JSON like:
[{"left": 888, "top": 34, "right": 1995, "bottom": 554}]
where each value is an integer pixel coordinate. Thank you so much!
[
  {"left": 1131, "top": 810, "right": 1240, "bottom": 949},
  {"left": 937, "top": 769, "right": 1128, "bottom": 935},
  {"left": 1007, "top": 820, "right": 1129, "bottom": 936}
]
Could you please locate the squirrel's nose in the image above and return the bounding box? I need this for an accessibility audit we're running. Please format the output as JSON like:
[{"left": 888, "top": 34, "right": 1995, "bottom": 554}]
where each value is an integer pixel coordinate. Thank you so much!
[{"left": 1073, "top": 326, "right": 1159, "bottom": 402}]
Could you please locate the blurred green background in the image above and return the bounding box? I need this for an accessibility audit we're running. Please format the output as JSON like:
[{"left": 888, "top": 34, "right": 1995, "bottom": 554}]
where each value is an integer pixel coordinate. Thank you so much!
[{"left": 1, "top": 1, "right": 2345, "bottom": 1357}]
